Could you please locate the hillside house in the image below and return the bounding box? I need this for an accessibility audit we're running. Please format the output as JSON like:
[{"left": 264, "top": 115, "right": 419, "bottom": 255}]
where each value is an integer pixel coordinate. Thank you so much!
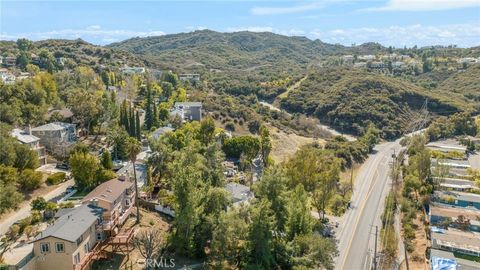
[
  {"left": 433, "top": 190, "right": 480, "bottom": 210},
  {"left": 11, "top": 128, "right": 47, "bottom": 166},
  {"left": 120, "top": 67, "right": 145, "bottom": 75},
  {"left": 32, "top": 204, "right": 104, "bottom": 270},
  {"left": 31, "top": 122, "right": 77, "bottom": 157},
  {"left": 179, "top": 74, "right": 200, "bottom": 83},
  {"left": 0, "top": 68, "right": 16, "bottom": 85},
  {"left": 150, "top": 126, "right": 174, "bottom": 140},
  {"left": 4, "top": 56, "right": 16, "bottom": 67},
  {"left": 226, "top": 182, "right": 254, "bottom": 207},
  {"left": 170, "top": 102, "right": 202, "bottom": 122},
  {"left": 81, "top": 178, "right": 136, "bottom": 235}
]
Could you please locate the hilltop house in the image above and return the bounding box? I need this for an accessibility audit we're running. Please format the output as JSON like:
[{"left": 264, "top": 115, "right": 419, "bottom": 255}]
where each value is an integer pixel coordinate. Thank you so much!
[
  {"left": 170, "top": 102, "right": 202, "bottom": 122},
  {"left": 81, "top": 178, "right": 136, "bottom": 235},
  {"left": 31, "top": 122, "right": 77, "bottom": 157},
  {"left": 32, "top": 204, "right": 104, "bottom": 270},
  {"left": 11, "top": 128, "right": 47, "bottom": 166}
]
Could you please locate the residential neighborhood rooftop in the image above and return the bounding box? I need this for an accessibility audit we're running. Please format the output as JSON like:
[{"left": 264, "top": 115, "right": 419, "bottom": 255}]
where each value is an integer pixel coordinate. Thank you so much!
[
  {"left": 31, "top": 121, "right": 75, "bottom": 131},
  {"left": 432, "top": 228, "right": 480, "bottom": 253},
  {"left": 11, "top": 128, "right": 40, "bottom": 144},
  {"left": 34, "top": 204, "right": 103, "bottom": 243},
  {"left": 82, "top": 179, "right": 134, "bottom": 204},
  {"left": 426, "top": 139, "right": 467, "bottom": 152},
  {"left": 434, "top": 190, "right": 480, "bottom": 204}
]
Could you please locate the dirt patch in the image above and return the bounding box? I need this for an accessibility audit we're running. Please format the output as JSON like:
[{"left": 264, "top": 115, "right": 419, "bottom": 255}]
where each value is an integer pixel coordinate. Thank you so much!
[
  {"left": 269, "top": 125, "right": 324, "bottom": 164},
  {"left": 400, "top": 212, "right": 428, "bottom": 270}
]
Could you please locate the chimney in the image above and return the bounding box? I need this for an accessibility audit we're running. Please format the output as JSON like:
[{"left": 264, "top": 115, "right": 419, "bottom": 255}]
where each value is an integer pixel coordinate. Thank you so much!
[
  {"left": 90, "top": 199, "right": 98, "bottom": 207},
  {"left": 25, "top": 125, "right": 32, "bottom": 135}
]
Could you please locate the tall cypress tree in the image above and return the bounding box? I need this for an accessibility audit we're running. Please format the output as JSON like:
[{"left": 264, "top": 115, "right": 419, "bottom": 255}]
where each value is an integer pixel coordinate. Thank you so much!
[
  {"left": 153, "top": 103, "right": 158, "bottom": 128},
  {"left": 135, "top": 111, "right": 141, "bottom": 140},
  {"left": 129, "top": 106, "right": 135, "bottom": 137},
  {"left": 145, "top": 85, "right": 154, "bottom": 130}
]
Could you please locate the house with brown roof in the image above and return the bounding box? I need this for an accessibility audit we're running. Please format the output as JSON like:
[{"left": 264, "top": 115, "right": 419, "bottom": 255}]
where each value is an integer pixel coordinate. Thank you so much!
[{"left": 81, "top": 178, "right": 136, "bottom": 234}]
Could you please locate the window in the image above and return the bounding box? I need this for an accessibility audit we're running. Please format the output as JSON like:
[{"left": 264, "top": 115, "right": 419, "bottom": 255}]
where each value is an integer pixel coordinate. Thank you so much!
[
  {"left": 55, "top": 242, "right": 64, "bottom": 253},
  {"left": 74, "top": 253, "right": 81, "bottom": 265},
  {"left": 76, "top": 235, "right": 83, "bottom": 246},
  {"left": 96, "top": 233, "right": 103, "bottom": 241},
  {"left": 84, "top": 242, "right": 90, "bottom": 253},
  {"left": 40, "top": 243, "right": 50, "bottom": 253}
]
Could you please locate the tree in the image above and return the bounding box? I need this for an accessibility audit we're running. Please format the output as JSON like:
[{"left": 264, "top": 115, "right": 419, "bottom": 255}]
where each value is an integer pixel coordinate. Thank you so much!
[
  {"left": 246, "top": 199, "right": 276, "bottom": 270},
  {"left": 69, "top": 151, "right": 98, "bottom": 191},
  {"left": 198, "top": 116, "right": 215, "bottom": 145},
  {"left": 126, "top": 137, "right": 141, "bottom": 223},
  {"left": 312, "top": 160, "right": 340, "bottom": 220},
  {"left": 13, "top": 144, "right": 39, "bottom": 171},
  {"left": 290, "top": 234, "right": 337, "bottom": 270},
  {"left": 259, "top": 125, "right": 272, "bottom": 167},
  {"left": 17, "top": 38, "right": 33, "bottom": 51},
  {"left": 31, "top": 197, "right": 48, "bottom": 211},
  {"left": 100, "top": 151, "right": 113, "bottom": 170},
  {"left": 0, "top": 224, "right": 20, "bottom": 261},
  {"left": 222, "top": 136, "right": 260, "bottom": 160},
  {"left": 254, "top": 166, "right": 288, "bottom": 231},
  {"left": 145, "top": 86, "right": 154, "bottom": 130},
  {"left": 135, "top": 111, "right": 141, "bottom": 140},
  {"left": 285, "top": 184, "right": 314, "bottom": 240},
  {"left": 18, "top": 169, "right": 43, "bottom": 191},
  {"left": 134, "top": 228, "right": 167, "bottom": 264}
]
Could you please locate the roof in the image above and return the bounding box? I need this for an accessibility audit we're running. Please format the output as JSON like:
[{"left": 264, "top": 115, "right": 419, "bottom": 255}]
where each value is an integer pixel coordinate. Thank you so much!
[
  {"left": 11, "top": 128, "right": 40, "bottom": 144},
  {"left": 47, "top": 108, "right": 74, "bottom": 119},
  {"left": 174, "top": 102, "right": 202, "bottom": 107},
  {"left": 430, "top": 205, "right": 480, "bottom": 221},
  {"left": 432, "top": 227, "right": 480, "bottom": 253},
  {"left": 434, "top": 190, "right": 480, "bottom": 204},
  {"left": 31, "top": 122, "right": 75, "bottom": 132},
  {"left": 427, "top": 139, "right": 467, "bottom": 152},
  {"left": 82, "top": 179, "right": 133, "bottom": 204},
  {"left": 430, "top": 249, "right": 480, "bottom": 270},
  {"left": 34, "top": 204, "right": 103, "bottom": 243},
  {"left": 433, "top": 177, "right": 479, "bottom": 190},
  {"left": 225, "top": 182, "right": 253, "bottom": 204},
  {"left": 116, "top": 163, "right": 147, "bottom": 188},
  {"left": 151, "top": 126, "right": 174, "bottom": 139}
]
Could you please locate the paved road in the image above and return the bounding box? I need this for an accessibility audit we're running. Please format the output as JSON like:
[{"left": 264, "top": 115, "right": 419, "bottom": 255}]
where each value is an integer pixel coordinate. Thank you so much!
[
  {"left": 335, "top": 139, "right": 402, "bottom": 270},
  {"left": 0, "top": 179, "right": 75, "bottom": 235}
]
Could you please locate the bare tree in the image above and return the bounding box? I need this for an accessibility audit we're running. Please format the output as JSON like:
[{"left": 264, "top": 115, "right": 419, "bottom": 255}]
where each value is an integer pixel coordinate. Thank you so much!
[{"left": 134, "top": 228, "right": 167, "bottom": 263}]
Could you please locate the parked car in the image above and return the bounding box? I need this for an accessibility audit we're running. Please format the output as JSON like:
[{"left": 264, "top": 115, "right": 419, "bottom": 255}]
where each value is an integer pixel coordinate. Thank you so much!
[{"left": 55, "top": 163, "right": 70, "bottom": 170}]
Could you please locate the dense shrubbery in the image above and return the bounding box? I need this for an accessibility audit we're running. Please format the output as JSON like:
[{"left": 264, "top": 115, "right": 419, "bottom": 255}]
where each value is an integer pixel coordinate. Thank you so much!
[{"left": 46, "top": 172, "right": 66, "bottom": 185}]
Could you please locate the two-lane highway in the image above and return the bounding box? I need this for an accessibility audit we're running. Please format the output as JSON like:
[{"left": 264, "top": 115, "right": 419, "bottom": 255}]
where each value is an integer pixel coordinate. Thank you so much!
[{"left": 336, "top": 139, "right": 402, "bottom": 270}]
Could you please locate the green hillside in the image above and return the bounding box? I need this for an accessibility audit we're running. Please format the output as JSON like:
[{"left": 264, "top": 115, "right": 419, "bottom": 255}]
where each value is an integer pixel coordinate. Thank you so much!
[
  {"left": 436, "top": 65, "right": 480, "bottom": 102},
  {"left": 280, "top": 68, "right": 471, "bottom": 138}
]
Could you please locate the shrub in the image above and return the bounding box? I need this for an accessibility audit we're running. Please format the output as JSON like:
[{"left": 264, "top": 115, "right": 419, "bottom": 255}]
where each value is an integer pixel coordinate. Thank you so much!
[
  {"left": 18, "top": 169, "right": 43, "bottom": 191},
  {"left": 46, "top": 172, "right": 66, "bottom": 185}
]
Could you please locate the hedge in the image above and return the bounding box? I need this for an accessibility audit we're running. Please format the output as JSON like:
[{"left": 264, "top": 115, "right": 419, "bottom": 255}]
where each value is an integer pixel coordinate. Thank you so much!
[{"left": 46, "top": 172, "right": 66, "bottom": 185}]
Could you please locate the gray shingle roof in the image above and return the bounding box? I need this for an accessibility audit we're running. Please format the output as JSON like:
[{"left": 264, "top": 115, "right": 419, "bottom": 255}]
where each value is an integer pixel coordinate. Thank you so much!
[
  {"left": 11, "top": 128, "right": 39, "bottom": 144},
  {"left": 34, "top": 204, "right": 103, "bottom": 243}
]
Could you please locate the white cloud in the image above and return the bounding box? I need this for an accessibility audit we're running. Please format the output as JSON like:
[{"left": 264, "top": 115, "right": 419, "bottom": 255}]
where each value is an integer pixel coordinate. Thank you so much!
[
  {"left": 367, "top": 0, "right": 480, "bottom": 11},
  {"left": 251, "top": 1, "right": 324, "bottom": 15},
  {"left": 0, "top": 26, "right": 165, "bottom": 45},
  {"left": 310, "top": 23, "right": 480, "bottom": 47}
]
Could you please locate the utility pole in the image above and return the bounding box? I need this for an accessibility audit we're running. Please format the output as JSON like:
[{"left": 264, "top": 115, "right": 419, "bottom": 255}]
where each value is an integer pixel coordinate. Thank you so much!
[
  {"left": 350, "top": 165, "right": 354, "bottom": 190},
  {"left": 404, "top": 241, "right": 410, "bottom": 270},
  {"left": 374, "top": 225, "right": 378, "bottom": 270}
]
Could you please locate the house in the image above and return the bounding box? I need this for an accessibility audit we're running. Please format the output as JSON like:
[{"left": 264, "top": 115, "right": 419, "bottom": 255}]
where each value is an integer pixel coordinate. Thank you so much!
[
  {"left": 433, "top": 190, "right": 480, "bottom": 210},
  {"left": 353, "top": 62, "right": 367, "bottom": 68},
  {"left": 179, "top": 74, "right": 200, "bottom": 83},
  {"left": 431, "top": 158, "right": 471, "bottom": 177},
  {"left": 430, "top": 249, "right": 480, "bottom": 270},
  {"left": 120, "top": 67, "right": 145, "bottom": 75},
  {"left": 170, "top": 102, "right": 202, "bottom": 122},
  {"left": 81, "top": 178, "right": 136, "bottom": 234},
  {"left": 225, "top": 182, "right": 254, "bottom": 207},
  {"left": 31, "top": 122, "right": 77, "bottom": 157},
  {"left": 358, "top": 55, "right": 376, "bottom": 61},
  {"left": 116, "top": 163, "right": 148, "bottom": 188},
  {"left": 4, "top": 56, "right": 16, "bottom": 67},
  {"left": 342, "top": 55, "right": 354, "bottom": 64},
  {"left": 427, "top": 139, "right": 467, "bottom": 156},
  {"left": 107, "top": 86, "right": 118, "bottom": 92},
  {"left": 392, "top": 61, "right": 406, "bottom": 68},
  {"left": 429, "top": 205, "right": 480, "bottom": 232},
  {"left": 431, "top": 227, "right": 480, "bottom": 258},
  {"left": 150, "top": 126, "right": 174, "bottom": 140},
  {"left": 369, "top": 61, "right": 386, "bottom": 69},
  {"left": 0, "top": 68, "right": 16, "bottom": 84},
  {"left": 433, "top": 177, "right": 478, "bottom": 192},
  {"left": 32, "top": 204, "right": 104, "bottom": 270},
  {"left": 11, "top": 128, "right": 47, "bottom": 166}
]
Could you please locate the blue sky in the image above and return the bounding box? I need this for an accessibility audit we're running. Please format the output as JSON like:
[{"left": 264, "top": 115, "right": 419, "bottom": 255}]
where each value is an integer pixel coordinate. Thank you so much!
[{"left": 1, "top": 0, "right": 479, "bottom": 47}]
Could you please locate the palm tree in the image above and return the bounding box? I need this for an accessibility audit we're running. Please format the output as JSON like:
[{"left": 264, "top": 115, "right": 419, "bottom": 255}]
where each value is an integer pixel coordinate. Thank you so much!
[{"left": 126, "top": 137, "right": 141, "bottom": 223}]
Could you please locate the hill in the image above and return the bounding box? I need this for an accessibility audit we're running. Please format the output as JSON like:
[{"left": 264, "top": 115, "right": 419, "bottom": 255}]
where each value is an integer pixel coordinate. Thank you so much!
[
  {"left": 436, "top": 65, "right": 480, "bottom": 102},
  {"left": 0, "top": 39, "right": 153, "bottom": 71},
  {"left": 108, "top": 30, "right": 348, "bottom": 73},
  {"left": 280, "top": 68, "right": 471, "bottom": 138}
]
